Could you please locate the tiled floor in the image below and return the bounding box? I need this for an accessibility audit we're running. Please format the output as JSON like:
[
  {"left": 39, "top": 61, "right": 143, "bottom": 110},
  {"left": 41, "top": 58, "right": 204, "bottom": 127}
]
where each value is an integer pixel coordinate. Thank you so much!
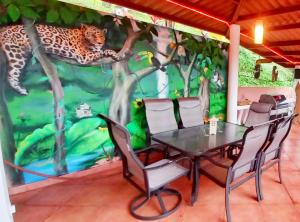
[{"left": 10, "top": 124, "right": 300, "bottom": 222}]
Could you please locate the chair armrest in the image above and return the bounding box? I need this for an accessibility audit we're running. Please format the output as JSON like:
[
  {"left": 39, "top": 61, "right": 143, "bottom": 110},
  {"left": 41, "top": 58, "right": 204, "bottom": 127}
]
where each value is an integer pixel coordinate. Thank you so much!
[
  {"left": 145, "top": 156, "right": 192, "bottom": 171},
  {"left": 200, "top": 154, "right": 230, "bottom": 169}
]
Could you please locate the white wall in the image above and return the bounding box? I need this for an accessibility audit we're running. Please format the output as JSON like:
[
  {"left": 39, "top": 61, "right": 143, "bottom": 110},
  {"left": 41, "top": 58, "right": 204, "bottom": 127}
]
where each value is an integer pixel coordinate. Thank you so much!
[{"left": 238, "top": 86, "right": 295, "bottom": 102}]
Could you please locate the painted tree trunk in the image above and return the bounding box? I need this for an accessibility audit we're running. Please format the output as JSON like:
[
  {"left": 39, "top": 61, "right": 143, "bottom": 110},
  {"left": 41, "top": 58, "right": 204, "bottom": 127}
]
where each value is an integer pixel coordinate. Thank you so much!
[
  {"left": 108, "top": 61, "right": 158, "bottom": 125},
  {"left": 183, "top": 75, "right": 190, "bottom": 97},
  {"left": 176, "top": 54, "right": 197, "bottom": 98},
  {"left": 155, "top": 27, "right": 170, "bottom": 98},
  {"left": 23, "top": 19, "right": 67, "bottom": 175},
  {"left": 108, "top": 25, "right": 178, "bottom": 125},
  {"left": 109, "top": 61, "right": 131, "bottom": 125},
  {"left": 199, "top": 78, "right": 210, "bottom": 117},
  {"left": 108, "top": 48, "right": 177, "bottom": 125},
  {"left": 0, "top": 49, "right": 21, "bottom": 185}
]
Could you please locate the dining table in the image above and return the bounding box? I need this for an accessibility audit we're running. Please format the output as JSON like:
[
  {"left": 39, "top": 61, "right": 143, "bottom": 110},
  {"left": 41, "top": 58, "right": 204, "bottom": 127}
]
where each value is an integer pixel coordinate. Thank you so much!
[{"left": 152, "top": 122, "right": 247, "bottom": 205}]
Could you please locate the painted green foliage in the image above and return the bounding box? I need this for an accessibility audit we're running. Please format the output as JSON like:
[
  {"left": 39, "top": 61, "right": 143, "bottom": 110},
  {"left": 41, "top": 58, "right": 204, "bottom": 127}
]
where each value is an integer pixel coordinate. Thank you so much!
[
  {"left": 239, "top": 47, "right": 294, "bottom": 87},
  {"left": 0, "top": 0, "right": 228, "bottom": 184}
]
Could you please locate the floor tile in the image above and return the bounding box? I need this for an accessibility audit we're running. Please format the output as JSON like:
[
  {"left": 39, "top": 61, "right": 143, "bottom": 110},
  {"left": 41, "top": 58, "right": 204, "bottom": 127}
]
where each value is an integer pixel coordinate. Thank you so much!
[
  {"left": 261, "top": 204, "right": 300, "bottom": 222},
  {"left": 13, "top": 205, "right": 58, "bottom": 222}
]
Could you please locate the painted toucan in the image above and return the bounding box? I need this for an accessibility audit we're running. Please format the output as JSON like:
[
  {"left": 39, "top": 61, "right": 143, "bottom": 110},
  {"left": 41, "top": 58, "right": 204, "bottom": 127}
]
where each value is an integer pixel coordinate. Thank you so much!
[
  {"left": 136, "top": 51, "right": 166, "bottom": 72},
  {"left": 151, "top": 56, "right": 166, "bottom": 72}
]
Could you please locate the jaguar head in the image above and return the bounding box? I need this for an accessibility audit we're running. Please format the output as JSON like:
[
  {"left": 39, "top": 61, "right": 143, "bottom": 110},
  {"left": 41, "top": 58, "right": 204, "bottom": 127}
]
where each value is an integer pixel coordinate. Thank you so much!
[{"left": 81, "top": 24, "right": 107, "bottom": 52}]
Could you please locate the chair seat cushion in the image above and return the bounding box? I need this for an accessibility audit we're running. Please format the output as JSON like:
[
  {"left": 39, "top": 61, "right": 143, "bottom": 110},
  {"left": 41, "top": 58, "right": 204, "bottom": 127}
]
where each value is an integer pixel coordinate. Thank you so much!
[
  {"left": 146, "top": 159, "right": 189, "bottom": 191},
  {"left": 200, "top": 156, "right": 233, "bottom": 187}
]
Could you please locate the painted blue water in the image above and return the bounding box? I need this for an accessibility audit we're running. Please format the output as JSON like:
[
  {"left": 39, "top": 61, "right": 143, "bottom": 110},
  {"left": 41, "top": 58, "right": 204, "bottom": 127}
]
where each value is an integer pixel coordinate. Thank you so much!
[{"left": 22, "top": 151, "right": 104, "bottom": 184}]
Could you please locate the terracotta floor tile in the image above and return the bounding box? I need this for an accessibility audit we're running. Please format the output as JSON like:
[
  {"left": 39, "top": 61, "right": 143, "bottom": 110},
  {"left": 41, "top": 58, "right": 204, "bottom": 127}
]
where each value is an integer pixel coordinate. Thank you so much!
[
  {"left": 10, "top": 189, "right": 41, "bottom": 205},
  {"left": 13, "top": 205, "right": 58, "bottom": 222},
  {"left": 44, "top": 206, "right": 102, "bottom": 222},
  {"left": 182, "top": 203, "right": 225, "bottom": 222},
  {"left": 261, "top": 204, "right": 300, "bottom": 222},
  {"left": 294, "top": 204, "right": 300, "bottom": 215},
  {"left": 282, "top": 172, "right": 300, "bottom": 186},
  {"left": 229, "top": 179, "right": 261, "bottom": 205},
  {"left": 285, "top": 186, "right": 300, "bottom": 204},
  {"left": 25, "top": 183, "right": 86, "bottom": 206},
  {"left": 229, "top": 203, "right": 264, "bottom": 222}
]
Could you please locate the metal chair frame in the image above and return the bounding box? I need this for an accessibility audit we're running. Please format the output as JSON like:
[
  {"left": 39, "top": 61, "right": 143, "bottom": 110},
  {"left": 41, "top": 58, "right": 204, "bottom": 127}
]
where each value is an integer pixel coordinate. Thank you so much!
[
  {"left": 98, "top": 114, "right": 190, "bottom": 220},
  {"left": 200, "top": 120, "right": 274, "bottom": 222},
  {"left": 257, "top": 114, "right": 298, "bottom": 201}
]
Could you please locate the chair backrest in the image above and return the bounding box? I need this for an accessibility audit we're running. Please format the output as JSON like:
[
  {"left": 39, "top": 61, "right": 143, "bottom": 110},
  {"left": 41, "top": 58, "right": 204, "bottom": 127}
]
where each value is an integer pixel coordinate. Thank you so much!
[
  {"left": 231, "top": 121, "right": 273, "bottom": 180},
  {"left": 143, "top": 98, "right": 178, "bottom": 134},
  {"left": 178, "top": 97, "right": 204, "bottom": 128},
  {"left": 98, "top": 114, "right": 145, "bottom": 181},
  {"left": 263, "top": 114, "right": 297, "bottom": 162},
  {"left": 244, "top": 102, "right": 273, "bottom": 127}
]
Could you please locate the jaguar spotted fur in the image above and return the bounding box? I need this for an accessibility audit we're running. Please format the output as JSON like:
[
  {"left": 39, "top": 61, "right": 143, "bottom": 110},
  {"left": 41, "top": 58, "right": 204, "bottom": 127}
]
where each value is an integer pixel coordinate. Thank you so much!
[{"left": 0, "top": 24, "right": 120, "bottom": 95}]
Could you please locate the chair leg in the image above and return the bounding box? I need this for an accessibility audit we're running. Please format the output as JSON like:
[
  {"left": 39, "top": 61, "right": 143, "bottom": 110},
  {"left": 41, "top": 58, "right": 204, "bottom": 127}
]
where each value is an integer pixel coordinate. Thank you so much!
[
  {"left": 130, "top": 188, "right": 182, "bottom": 220},
  {"left": 156, "top": 191, "right": 167, "bottom": 213},
  {"left": 258, "top": 169, "right": 264, "bottom": 201},
  {"left": 278, "top": 161, "right": 283, "bottom": 184},
  {"left": 225, "top": 185, "right": 232, "bottom": 222},
  {"left": 255, "top": 171, "right": 262, "bottom": 202}
]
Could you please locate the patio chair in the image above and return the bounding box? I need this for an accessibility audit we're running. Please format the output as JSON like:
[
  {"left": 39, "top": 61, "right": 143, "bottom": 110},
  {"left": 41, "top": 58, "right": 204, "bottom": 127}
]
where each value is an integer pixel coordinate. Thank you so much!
[
  {"left": 227, "top": 102, "right": 273, "bottom": 159},
  {"left": 244, "top": 102, "right": 273, "bottom": 127},
  {"left": 177, "top": 97, "right": 222, "bottom": 158},
  {"left": 143, "top": 98, "right": 180, "bottom": 157},
  {"left": 98, "top": 114, "right": 190, "bottom": 220},
  {"left": 257, "top": 113, "right": 298, "bottom": 201},
  {"left": 199, "top": 120, "right": 273, "bottom": 222},
  {"left": 177, "top": 97, "right": 204, "bottom": 128}
]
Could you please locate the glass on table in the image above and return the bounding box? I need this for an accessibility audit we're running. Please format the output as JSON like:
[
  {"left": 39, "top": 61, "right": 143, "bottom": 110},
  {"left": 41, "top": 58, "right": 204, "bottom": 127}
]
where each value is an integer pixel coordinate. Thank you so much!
[{"left": 217, "top": 121, "right": 225, "bottom": 133}]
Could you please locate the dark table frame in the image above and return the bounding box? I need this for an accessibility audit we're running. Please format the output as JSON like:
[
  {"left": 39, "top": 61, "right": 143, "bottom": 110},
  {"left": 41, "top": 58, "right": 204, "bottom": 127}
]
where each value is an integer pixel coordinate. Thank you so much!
[{"left": 152, "top": 122, "right": 247, "bottom": 205}]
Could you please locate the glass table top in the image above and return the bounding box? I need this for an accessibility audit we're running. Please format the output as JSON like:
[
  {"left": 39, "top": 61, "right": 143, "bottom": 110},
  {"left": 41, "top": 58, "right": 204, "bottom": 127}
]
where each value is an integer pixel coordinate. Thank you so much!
[{"left": 152, "top": 122, "right": 247, "bottom": 156}]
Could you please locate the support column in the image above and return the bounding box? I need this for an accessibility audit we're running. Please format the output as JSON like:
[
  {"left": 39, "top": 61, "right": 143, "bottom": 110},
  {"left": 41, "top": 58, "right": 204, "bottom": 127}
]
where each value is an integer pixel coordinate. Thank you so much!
[
  {"left": 227, "top": 24, "right": 240, "bottom": 124},
  {"left": 0, "top": 143, "right": 14, "bottom": 222}
]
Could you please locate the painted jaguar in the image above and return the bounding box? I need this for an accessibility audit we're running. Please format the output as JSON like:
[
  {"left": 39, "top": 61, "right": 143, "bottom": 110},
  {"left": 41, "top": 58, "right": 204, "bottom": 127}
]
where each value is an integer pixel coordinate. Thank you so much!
[{"left": 0, "top": 24, "right": 120, "bottom": 95}]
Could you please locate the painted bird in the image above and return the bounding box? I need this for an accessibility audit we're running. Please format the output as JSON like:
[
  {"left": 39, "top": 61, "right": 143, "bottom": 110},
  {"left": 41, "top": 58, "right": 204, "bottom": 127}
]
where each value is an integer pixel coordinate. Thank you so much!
[{"left": 136, "top": 51, "right": 166, "bottom": 71}]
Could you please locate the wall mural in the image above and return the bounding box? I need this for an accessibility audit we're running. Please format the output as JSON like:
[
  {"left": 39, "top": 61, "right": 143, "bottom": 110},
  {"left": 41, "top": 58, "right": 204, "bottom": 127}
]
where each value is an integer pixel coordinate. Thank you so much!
[
  {"left": 0, "top": 1, "right": 228, "bottom": 185},
  {"left": 239, "top": 47, "right": 294, "bottom": 87}
]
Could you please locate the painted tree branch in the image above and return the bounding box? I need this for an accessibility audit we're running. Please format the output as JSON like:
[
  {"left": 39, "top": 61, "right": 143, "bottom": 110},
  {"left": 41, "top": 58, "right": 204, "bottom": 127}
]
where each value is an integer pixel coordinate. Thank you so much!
[
  {"left": 135, "top": 46, "right": 178, "bottom": 78},
  {"left": 23, "top": 18, "right": 67, "bottom": 176},
  {"left": 174, "top": 53, "right": 198, "bottom": 97}
]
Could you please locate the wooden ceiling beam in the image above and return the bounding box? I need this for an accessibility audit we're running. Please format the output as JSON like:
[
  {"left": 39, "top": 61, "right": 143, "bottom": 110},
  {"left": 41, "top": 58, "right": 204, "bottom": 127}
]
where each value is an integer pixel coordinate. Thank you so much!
[
  {"left": 241, "top": 22, "right": 300, "bottom": 36},
  {"left": 267, "top": 40, "right": 300, "bottom": 47},
  {"left": 102, "top": 0, "right": 226, "bottom": 35},
  {"left": 225, "top": 0, "right": 245, "bottom": 37},
  {"left": 243, "top": 40, "right": 300, "bottom": 48},
  {"left": 268, "top": 22, "right": 300, "bottom": 31},
  {"left": 230, "top": 0, "right": 245, "bottom": 23},
  {"left": 164, "top": 0, "right": 229, "bottom": 23},
  {"left": 237, "top": 5, "right": 300, "bottom": 22},
  {"left": 276, "top": 63, "right": 295, "bottom": 68},
  {"left": 256, "top": 51, "right": 300, "bottom": 56},
  {"left": 240, "top": 42, "right": 297, "bottom": 63}
]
